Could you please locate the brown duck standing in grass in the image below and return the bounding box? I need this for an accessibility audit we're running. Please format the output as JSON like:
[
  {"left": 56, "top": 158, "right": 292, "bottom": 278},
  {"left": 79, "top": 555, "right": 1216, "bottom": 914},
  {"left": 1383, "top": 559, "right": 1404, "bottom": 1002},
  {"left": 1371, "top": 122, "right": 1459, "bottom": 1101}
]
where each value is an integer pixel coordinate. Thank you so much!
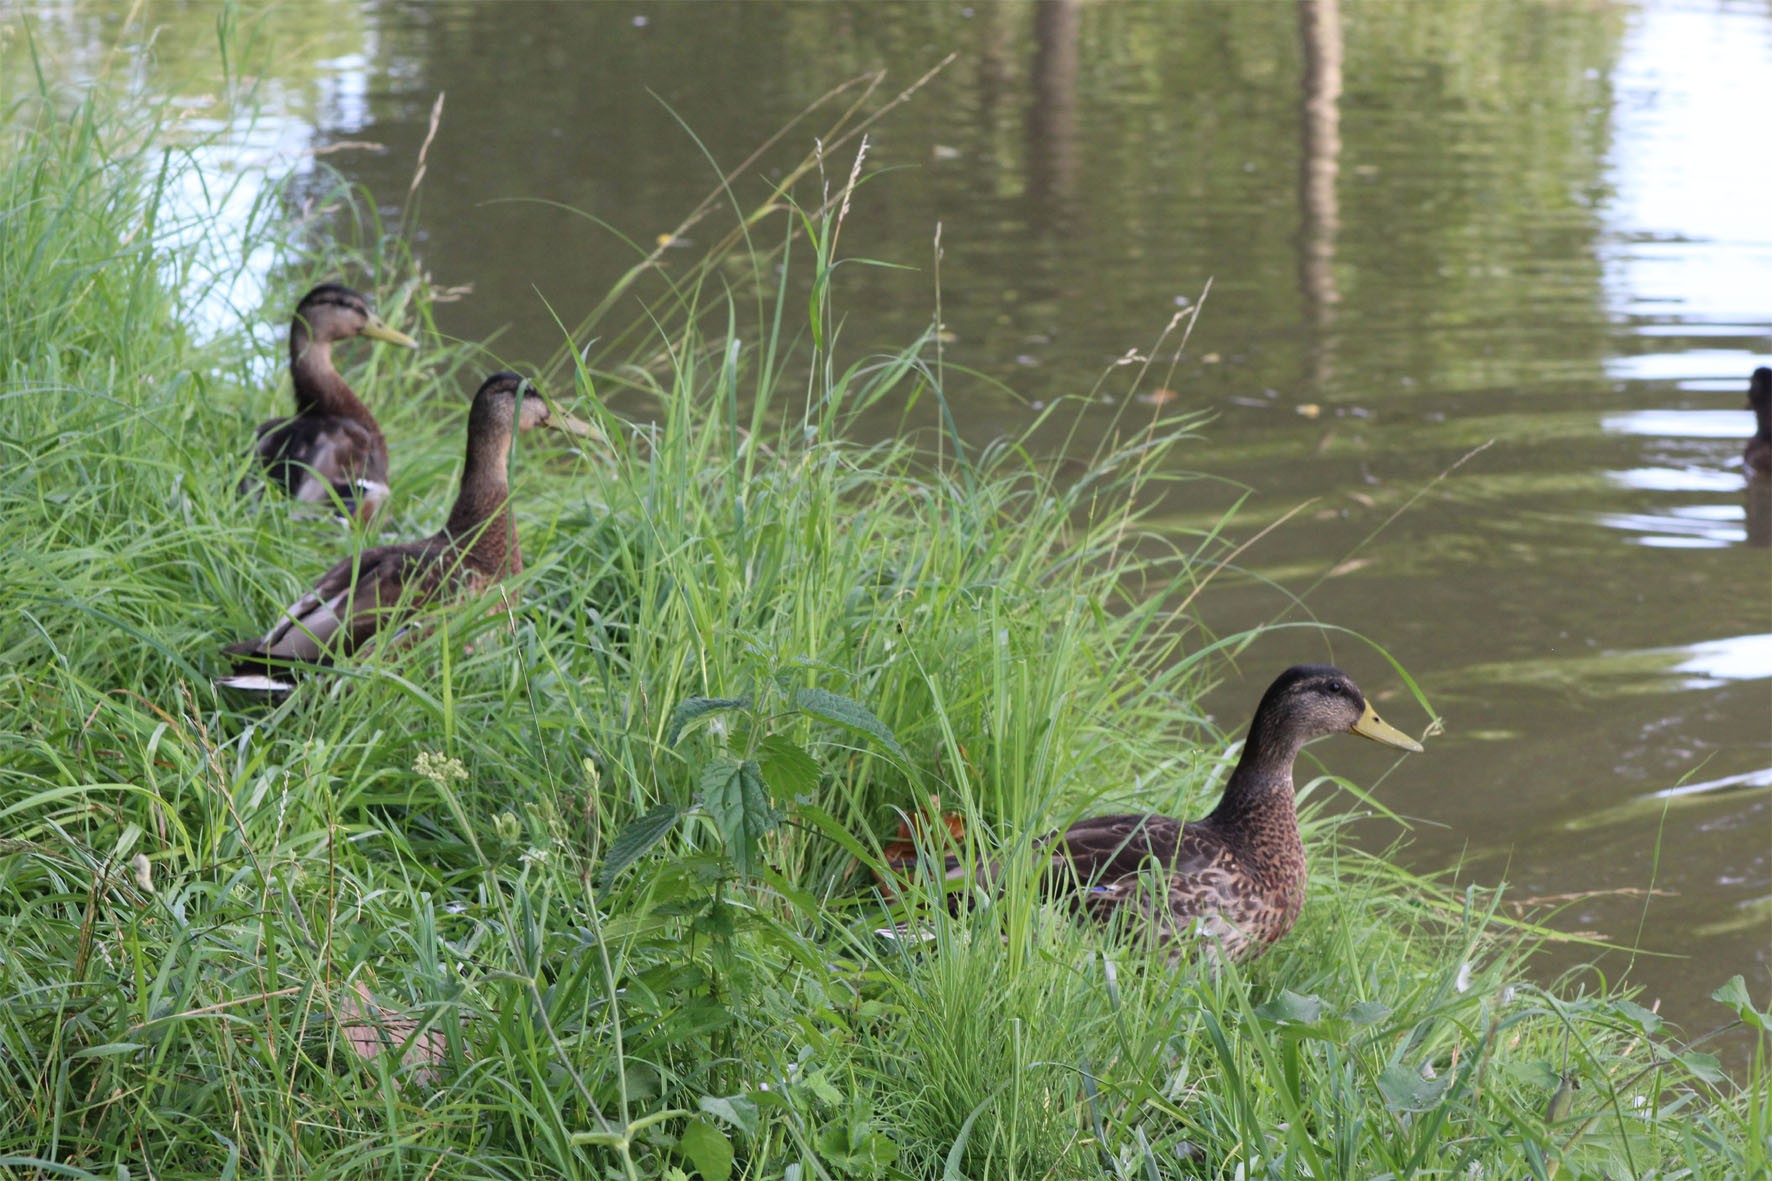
[
  {"left": 245, "top": 284, "right": 419, "bottom": 520},
  {"left": 218, "top": 372, "right": 593, "bottom": 693},
  {"left": 1039, "top": 664, "right": 1423, "bottom": 965},
  {"left": 1745, "top": 367, "right": 1772, "bottom": 478}
]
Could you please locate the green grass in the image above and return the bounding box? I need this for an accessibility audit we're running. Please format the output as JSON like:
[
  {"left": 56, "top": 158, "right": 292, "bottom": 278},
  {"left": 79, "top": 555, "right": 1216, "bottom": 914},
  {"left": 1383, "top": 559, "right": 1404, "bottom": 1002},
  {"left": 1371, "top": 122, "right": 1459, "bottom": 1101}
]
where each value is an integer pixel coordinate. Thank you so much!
[{"left": 2, "top": 38, "right": 1768, "bottom": 1181}]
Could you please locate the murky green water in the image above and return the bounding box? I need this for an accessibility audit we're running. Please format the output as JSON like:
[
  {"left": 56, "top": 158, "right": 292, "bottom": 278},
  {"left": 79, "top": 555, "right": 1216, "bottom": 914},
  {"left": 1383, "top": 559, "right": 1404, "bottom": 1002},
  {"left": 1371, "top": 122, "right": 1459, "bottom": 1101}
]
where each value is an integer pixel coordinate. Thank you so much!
[{"left": 15, "top": 0, "right": 1769, "bottom": 1053}]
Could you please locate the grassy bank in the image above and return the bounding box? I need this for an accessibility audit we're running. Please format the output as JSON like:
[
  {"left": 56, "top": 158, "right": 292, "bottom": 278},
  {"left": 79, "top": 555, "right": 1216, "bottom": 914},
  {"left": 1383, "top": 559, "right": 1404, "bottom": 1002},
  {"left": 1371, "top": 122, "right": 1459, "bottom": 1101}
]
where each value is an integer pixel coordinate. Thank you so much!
[{"left": 2, "top": 52, "right": 1767, "bottom": 1181}]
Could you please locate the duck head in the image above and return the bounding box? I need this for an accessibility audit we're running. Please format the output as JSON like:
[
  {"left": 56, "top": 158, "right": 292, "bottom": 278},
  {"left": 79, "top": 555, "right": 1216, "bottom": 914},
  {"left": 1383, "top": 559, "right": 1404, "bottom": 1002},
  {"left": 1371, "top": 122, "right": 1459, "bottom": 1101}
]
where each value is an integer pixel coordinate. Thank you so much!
[
  {"left": 466, "top": 371, "right": 598, "bottom": 440},
  {"left": 1249, "top": 664, "right": 1423, "bottom": 754},
  {"left": 291, "top": 284, "right": 419, "bottom": 351}
]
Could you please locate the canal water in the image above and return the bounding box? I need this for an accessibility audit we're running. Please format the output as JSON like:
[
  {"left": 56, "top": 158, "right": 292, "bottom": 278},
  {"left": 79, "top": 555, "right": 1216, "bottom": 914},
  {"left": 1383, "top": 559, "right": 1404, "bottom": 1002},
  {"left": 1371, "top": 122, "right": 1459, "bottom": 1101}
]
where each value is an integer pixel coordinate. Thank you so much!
[{"left": 14, "top": 0, "right": 1768, "bottom": 1055}]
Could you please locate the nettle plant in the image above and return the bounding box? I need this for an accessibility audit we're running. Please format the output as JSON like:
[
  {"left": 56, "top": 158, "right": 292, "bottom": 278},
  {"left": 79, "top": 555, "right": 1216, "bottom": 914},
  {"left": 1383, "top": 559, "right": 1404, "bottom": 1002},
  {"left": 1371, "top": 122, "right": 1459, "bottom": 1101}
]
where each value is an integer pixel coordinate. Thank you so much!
[
  {"left": 603, "top": 676, "right": 906, "bottom": 887},
  {"left": 560, "top": 678, "right": 914, "bottom": 1173}
]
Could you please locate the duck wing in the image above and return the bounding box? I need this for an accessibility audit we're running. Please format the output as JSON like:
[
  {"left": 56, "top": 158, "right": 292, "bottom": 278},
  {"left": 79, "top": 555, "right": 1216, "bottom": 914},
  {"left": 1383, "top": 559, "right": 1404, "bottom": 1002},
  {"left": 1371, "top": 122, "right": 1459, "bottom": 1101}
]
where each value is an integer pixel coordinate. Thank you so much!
[
  {"left": 251, "top": 414, "right": 390, "bottom": 517},
  {"left": 1043, "top": 813, "right": 1204, "bottom": 881},
  {"left": 1045, "top": 812, "right": 1237, "bottom": 902},
  {"left": 1049, "top": 812, "right": 1275, "bottom": 961},
  {"left": 222, "top": 538, "right": 446, "bottom": 678}
]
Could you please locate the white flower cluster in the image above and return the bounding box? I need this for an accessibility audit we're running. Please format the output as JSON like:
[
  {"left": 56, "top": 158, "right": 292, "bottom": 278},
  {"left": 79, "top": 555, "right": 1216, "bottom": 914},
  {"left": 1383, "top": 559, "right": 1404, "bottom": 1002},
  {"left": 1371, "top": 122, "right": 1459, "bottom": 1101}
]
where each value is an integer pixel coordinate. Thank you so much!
[{"left": 413, "top": 751, "right": 469, "bottom": 787}]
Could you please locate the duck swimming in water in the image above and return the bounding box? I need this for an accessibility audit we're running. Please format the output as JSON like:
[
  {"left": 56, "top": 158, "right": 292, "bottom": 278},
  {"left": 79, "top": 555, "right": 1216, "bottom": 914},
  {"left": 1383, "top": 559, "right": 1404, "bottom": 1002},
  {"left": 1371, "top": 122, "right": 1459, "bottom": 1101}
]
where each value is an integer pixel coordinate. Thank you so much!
[
  {"left": 219, "top": 372, "right": 592, "bottom": 693},
  {"left": 245, "top": 284, "right": 418, "bottom": 521},
  {"left": 1745, "top": 367, "right": 1771, "bottom": 478}
]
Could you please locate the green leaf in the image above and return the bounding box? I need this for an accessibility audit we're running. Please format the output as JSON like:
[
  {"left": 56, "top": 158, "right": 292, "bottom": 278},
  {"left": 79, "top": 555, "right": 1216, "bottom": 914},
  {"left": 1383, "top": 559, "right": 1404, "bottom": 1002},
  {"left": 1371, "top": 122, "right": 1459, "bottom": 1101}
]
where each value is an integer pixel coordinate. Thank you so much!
[
  {"left": 791, "top": 687, "right": 905, "bottom": 759},
  {"left": 620, "top": 1061, "right": 662, "bottom": 1102},
  {"left": 1675, "top": 1049, "right": 1725, "bottom": 1084},
  {"left": 757, "top": 734, "right": 821, "bottom": 799},
  {"left": 698, "top": 1093, "right": 760, "bottom": 1137},
  {"left": 1254, "top": 990, "right": 1323, "bottom": 1026},
  {"left": 599, "top": 803, "right": 684, "bottom": 885},
  {"left": 694, "top": 899, "right": 737, "bottom": 940},
  {"left": 1345, "top": 1000, "right": 1392, "bottom": 1027},
  {"left": 1377, "top": 1062, "right": 1450, "bottom": 1112},
  {"left": 861, "top": 1130, "right": 899, "bottom": 1167},
  {"left": 1255, "top": 989, "right": 1347, "bottom": 1043},
  {"left": 794, "top": 802, "right": 878, "bottom": 865},
  {"left": 1712, "top": 975, "right": 1770, "bottom": 1031},
  {"left": 1608, "top": 997, "right": 1663, "bottom": 1035},
  {"left": 817, "top": 1123, "right": 851, "bottom": 1160},
  {"left": 667, "top": 696, "right": 751, "bottom": 746},
  {"left": 668, "top": 997, "right": 736, "bottom": 1040},
  {"left": 1713, "top": 975, "right": 1752, "bottom": 1009},
  {"left": 698, "top": 758, "right": 779, "bottom": 879},
  {"left": 677, "top": 1116, "right": 734, "bottom": 1181},
  {"left": 1545, "top": 1072, "right": 1579, "bottom": 1123},
  {"left": 802, "top": 1069, "right": 845, "bottom": 1108}
]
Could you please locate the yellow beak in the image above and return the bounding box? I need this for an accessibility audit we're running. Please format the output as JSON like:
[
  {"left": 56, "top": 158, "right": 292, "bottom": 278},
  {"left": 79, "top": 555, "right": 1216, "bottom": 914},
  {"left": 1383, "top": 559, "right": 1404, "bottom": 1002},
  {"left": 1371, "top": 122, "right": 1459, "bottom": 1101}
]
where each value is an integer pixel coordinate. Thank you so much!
[
  {"left": 513, "top": 384, "right": 603, "bottom": 441},
  {"left": 545, "top": 411, "right": 601, "bottom": 439},
  {"left": 360, "top": 314, "right": 420, "bottom": 349},
  {"left": 1350, "top": 701, "right": 1423, "bottom": 752}
]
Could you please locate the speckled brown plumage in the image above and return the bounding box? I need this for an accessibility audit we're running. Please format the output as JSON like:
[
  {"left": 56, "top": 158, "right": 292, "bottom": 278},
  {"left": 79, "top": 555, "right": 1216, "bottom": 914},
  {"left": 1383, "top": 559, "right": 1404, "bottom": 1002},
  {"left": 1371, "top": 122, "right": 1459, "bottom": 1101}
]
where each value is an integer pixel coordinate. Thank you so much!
[
  {"left": 219, "top": 372, "right": 557, "bottom": 692},
  {"left": 1040, "top": 664, "right": 1422, "bottom": 965},
  {"left": 1746, "top": 367, "right": 1772, "bottom": 478},
  {"left": 245, "top": 284, "right": 417, "bottom": 520}
]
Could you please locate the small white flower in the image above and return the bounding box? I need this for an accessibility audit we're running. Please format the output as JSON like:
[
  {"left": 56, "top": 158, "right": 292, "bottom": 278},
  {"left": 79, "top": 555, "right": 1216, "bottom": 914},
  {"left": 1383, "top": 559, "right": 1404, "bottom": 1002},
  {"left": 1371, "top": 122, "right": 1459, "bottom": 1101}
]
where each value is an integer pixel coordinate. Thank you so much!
[{"left": 414, "top": 752, "right": 469, "bottom": 787}]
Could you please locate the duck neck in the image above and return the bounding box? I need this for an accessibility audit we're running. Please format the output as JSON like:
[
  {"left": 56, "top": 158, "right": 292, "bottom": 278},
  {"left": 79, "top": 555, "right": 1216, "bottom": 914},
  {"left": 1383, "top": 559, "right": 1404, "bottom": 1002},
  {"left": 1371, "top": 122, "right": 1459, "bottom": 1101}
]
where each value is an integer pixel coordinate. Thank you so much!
[
  {"left": 1206, "top": 714, "right": 1306, "bottom": 830},
  {"left": 443, "top": 432, "right": 520, "bottom": 576},
  {"left": 290, "top": 324, "right": 375, "bottom": 424},
  {"left": 1754, "top": 400, "right": 1772, "bottom": 444}
]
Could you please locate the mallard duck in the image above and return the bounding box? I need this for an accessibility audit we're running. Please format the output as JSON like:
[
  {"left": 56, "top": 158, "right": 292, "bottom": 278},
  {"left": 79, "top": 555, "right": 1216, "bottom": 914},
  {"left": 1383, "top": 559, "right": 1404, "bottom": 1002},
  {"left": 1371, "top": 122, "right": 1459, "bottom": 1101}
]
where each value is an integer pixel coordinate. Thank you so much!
[
  {"left": 245, "top": 284, "right": 419, "bottom": 520},
  {"left": 1745, "top": 367, "right": 1772, "bottom": 478},
  {"left": 218, "top": 371, "right": 591, "bottom": 693},
  {"left": 1038, "top": 663, "right": 1422, "bottom": 964}
]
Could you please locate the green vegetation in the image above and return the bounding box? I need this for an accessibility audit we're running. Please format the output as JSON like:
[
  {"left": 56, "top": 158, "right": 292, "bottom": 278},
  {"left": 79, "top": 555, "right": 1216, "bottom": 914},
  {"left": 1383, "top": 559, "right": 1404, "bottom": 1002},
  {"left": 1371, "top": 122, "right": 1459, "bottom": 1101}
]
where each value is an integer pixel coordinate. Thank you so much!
[{"left": 2, "top": 40, "right": 1767, "bottom": 1181}]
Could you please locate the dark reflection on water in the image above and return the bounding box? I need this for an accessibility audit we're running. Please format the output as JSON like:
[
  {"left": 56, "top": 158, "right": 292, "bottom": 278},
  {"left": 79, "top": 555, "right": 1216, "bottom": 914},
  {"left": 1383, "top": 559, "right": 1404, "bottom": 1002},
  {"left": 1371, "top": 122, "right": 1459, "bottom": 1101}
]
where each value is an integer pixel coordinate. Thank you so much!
[{"left": 24, "top": 0, "right": 1772, "bottom": 1055}]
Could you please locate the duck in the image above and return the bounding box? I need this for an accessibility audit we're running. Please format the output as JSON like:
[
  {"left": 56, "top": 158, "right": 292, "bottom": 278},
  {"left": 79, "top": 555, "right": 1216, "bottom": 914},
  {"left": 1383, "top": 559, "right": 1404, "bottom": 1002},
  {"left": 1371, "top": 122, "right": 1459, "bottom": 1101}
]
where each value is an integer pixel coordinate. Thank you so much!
[
  {"left": 245, "top": 284, "right": 419, "bottom": 520},
  {"left": 1745, "top": 367, "right": 1771, "bottom": 478},
  {"left": 218, "top": 371, "right": 592, "bottom": 693},
  {"left": 1036, "top": 664, "right": 1422, "bottom": 965}
]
